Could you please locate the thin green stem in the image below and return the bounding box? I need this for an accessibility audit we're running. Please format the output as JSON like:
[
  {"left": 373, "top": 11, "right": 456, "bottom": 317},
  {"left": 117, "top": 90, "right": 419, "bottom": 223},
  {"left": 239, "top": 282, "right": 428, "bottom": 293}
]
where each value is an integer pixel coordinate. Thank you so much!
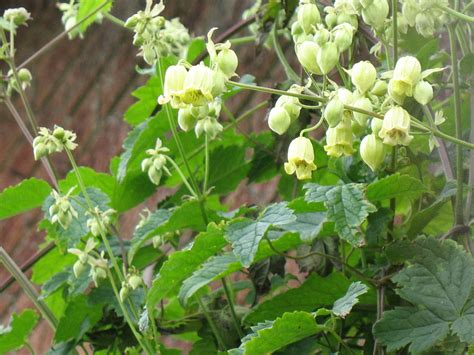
[
  {"left": 104, "top": 12, "right": 127, "bottom": 27},
  {"left": 272, "top": 24, "right": 299, "bottom": 82},
  {"left": 165, "top": 156, "right": 198, "bottom": 199},
  {"left": 221, "top": 278, "right": 244, "bottom": 338},
  {"left": 300, "top": 117, "right": 325, "bottom": 136},
  {"left": 448, "top": 25, "right": 465, "bottom": 227},
  {"left": 0, "top": 247, "right": 58, "bottom": 330},
  {"left": 9, "top": 19, "right": 14, "bottom": 58},
  {"left": 106, "top": 269, "right": 154, "bottom": 354},
  {"left": 197, "top": 297, "right": 227, "bottom": 351},
  {"left": 437, "top": 4, "right": 474, "bottom": 23},
  {"left": 392, "top": 0, "right": 398, "bottom": 63},
  {"left": 204, "top": 135, "right": 210, "bottom": 194}
]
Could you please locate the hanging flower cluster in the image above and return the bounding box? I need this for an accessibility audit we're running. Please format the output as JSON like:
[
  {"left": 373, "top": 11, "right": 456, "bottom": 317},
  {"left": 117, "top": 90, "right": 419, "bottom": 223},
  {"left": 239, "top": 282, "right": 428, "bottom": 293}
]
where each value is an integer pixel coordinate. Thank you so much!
[
  {"left": 68, "top": 239, "right": 108, "bottom": 286},
  {"left": 32, "top": 125, "right": 77, "bottom": 160},
  {"left": 49, "top": 187, "right": 78, "bottom": 229},
  {"left": 400, "top": 0, "right": 449, "bottom": 37},
  {"left": 125, "top": 0, "right": 190, "bottom": 64}
]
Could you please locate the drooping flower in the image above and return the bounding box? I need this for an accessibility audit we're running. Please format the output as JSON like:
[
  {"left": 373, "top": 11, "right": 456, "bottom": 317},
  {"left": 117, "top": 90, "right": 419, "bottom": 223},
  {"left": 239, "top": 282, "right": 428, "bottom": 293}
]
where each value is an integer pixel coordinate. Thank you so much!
[
  {"left": 378, "top": 106, "right": 413, "bottom": 146},
  {"left": 350, "top": 61, "right": 377, "bottom": 94},
  {"left": 284, "top": 137, "right": 317, "bottom": 180},
  {"left": 141, "top": 138, "right": 170, "bottom": 185},
  {"left": 49, "top": 187, "right": 78, "bottom": 229},
  {"left": 360, "top": 134, "right": 386, "bottom": 171},
  {"left": 324, "top": 117, "right": 354, "bottom": 157}
]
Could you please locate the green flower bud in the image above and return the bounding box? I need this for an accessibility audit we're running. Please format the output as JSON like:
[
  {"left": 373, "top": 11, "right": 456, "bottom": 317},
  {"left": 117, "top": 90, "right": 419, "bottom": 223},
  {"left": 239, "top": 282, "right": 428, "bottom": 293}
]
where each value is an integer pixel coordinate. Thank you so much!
[
  {"left": 413, "top": 80, "right": 433, "bottom": 105},
  {"left": 141, "top": 138, "right": 170, "bottom": 185},
  {"left": 217, "top": 48, "right": 238, "bottom": 78},
  {"left": 298, "top": 2, "right": 321, "bottom": 33},
  {"left": 296, "top": 41, "right": 323, "bottom": 75},
  {"left": 119, "top": 283, "right": 130, "bottom": 302},
  {"left": 379, "top": 106, "right": 413, "bottom": 146},
  {"left": 352, "top": 97, "right": 373, "bottom": 128},
  {"left": 402, "top": 0, "right": 419, "bottom": 26},
  {"left": 360, "top": 134, "right": 386, "bottom": 171},
  {"left": 17, "top": 68, "right": 32, "bottom": 84},
  {"left": 316, "top": 42, "right": 339, "bottom": 74},
  {"left": 361, "top": 0, "right": 389, "bottom": 30},
  {"left": 324, "top": 97, "right": 344, "bottom": 127},
  {"left": 324, "top": 117, "right": 354, "bottom": 157},
  {"left": 351, "top": 61, "right": 376, "bottom": 94},
  {"left": 178, "top": 107, "right": 198, "bottom": 132},
  {"left": 73, "top": 260, "right": 86, "bottom": 278},
  {"left": 371, "top": 80, "right": 388, "bottom": 96},
  {"left": 275, "top": 88, "right": 302, "bottom": 121},
  {"left": 142, "top": 45, "right": 156, "bottom": 65},
  {"left": 313, "top": 27, "right": 330, "bottom": 46},
  {"left": 325, "top": 12, "right": 338, "bottom": 28},
  {"left": 128, "top": 275, "right": 142, "bottom": 290},
  {"left": 91, "top": 267, "right": 107, "bottom": 286},
  {"left": 332, "top": 23, "right": 354, "bottom": 52},
  {"left": 415, "top": 12, "right": 435, "bottom": 37},
  {"left": 336, "top": 13, "right": 358, "bottom": 29},
  {"left": 371, "top": 117, "right": 384, "bottom": 135},
  {"left": 393, "top": 56, "right": 421, "bottom": 90},
  {"left": 195, "top": 117, "right": 223, "bottom": 139},
  {"left": 159, "top": 64, "right": 187, "bottom": 108},
  {"left": 284, "top": 137, "right": 317, "bottom": 180},
  {"left": 268, "top": 107, "right": 291, "bottom": 135}
]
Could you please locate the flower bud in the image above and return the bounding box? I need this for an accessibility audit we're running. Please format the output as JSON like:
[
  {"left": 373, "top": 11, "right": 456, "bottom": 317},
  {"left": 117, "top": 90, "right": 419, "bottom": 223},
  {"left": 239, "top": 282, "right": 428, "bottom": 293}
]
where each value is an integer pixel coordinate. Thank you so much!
[
  {"left": 352, "top": 97, "right": 373, "bottom": 128},
  {"left": 393, "top": 56, "right": 421, "bottom": 89},
  {"left": 298, "top": 2, "right": 321, "bottom": 33},
  {"left": 332, "top": 23, "right": 354, "bottom": 52},
  {"left": 324, "top": 97, "right": 344, "bottom": 127},
  {"left": 178, "top": 107, "right": 198, "bottom": 132},
  {"left": 18, "top": 68, "right": 32, "bottom": 84},
  {"left": 275, "top": 88, "right": 302, "bottom": 121},
  {"left": 324, "top": 117, "right": 354, "bottom": 157},
  {"left": 371, "top": 80, "right": 388, "bottom": 96},
  {"left": 351, "top": 61, "right": 376, "bottom": 94},
  {"left": 120, "top": 283, "right": 130, "bottom": 302},
  {"left": 128, "top": 275, "right": 142, "bottom": 290},
  {"left": 402, "top": 0, "right": 419, "bottom": 26},
  {"left": 268, "top": 107, "right": 291, "bottom": 135},
  {"left": 316, "top": 42, "right": 339, "bottom": 74},
  {"left": 91, "top": 267, "right": 107, "bottom": 286},
  {"left": 325, "top": 12, "right": 338, "bottom": 28},
  {"left": 361, "top": 0, "right": 389, "bottom": 30},
  {"left": 217, "top": 48, "right": 238, "bottom": 78},
  {"left": 296, "top": 41, "right": 323, "bottom": 75},
  {"left": 415, "top": 12, "right": 435, "bottom": 37},
  {"left": 4, "top": 7, "right": 31, "bottom": 26},
  {"left": 284, "top": 137, "right": 317, "bottom": 180},
  {"left": 142, "top": 45, "right": 156, "bottom": 65},
  {"left": 195, "top": 117, "right": 223, "bottom": 140},
  {"left": 141, "top": 138, "right": 170, "bottom": 185},
  {"left": 159, "top": 64, "right": 187, "bottom": 108},
  {"left": 360, "top": 134, "right": 386, "bottom": 171},
  {"left": 73, "top": 260, "right": 87, "bottom": 278},
  {"left": 336, "top": 13, "right": 358, "bottom": 29},
  {"left": 371, "top": 117, "right": 384, "bottom": 135},
  {"left": 313, "top": 27, "right": 330, "bottom": 46},
  {"left": 413, "top": 80, "right": 433, "bottom": 105},
  {"left": 378, "top": 106, "right": 413, "bottom": 146}
]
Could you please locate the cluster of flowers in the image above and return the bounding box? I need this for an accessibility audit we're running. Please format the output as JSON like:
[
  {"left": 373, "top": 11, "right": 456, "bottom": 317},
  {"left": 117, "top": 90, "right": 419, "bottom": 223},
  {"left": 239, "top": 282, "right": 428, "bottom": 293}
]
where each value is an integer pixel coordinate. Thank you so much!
[
  {"left": 68, "top": 239, "right": 108, "bottom": 286},
  {"left": 57, "top": 0, "right": 104, "bottom": 39},
  {"left": 125, "top": 0, "right": 191, "bottom": 64},
  {"left": 400, "top": 0, "right": 449, "bottom": 37}
]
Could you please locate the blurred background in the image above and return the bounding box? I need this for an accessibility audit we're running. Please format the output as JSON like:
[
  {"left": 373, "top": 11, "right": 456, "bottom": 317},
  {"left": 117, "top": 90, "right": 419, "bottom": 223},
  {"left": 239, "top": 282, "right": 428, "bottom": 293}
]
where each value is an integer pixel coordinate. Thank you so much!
[{"left": 0, "top": 0, "right": 293, "bottom": 352}]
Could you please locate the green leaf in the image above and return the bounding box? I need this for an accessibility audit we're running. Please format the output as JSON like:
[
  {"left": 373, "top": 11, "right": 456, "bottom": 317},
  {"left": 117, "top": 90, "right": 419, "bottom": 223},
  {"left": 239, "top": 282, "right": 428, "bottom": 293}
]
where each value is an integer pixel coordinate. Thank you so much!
[
  {"left": 0, "top": 309, "right": 39, "bottom": 353},
  {"left": 77, "top": 0, "right": 112, "bottom": 33},
  {"left": 332, "top": 281, "right": 368, "bottom": 318},
  {"left": 237, "top": 311, "right": 323, "bottom": 354},
  {"left": 31, "top": 247, "right": 75, "bottom": 284},
  {"left": 124, "top": 77, "right": 161, "bottom": 126},
  {"left": 304, "top": 183, "right": 376, "bottom": 246},
  {"left": 128, "top": 209, "right": 171, "bottom": 263},
  {"left": 226, "top": 203, "right": 296, "bottom": 267},
  {"left": 365, "top": 208, "right": 392, "bottom": 246},
  {"left": 207, "top": 145, "right": 250, "bottom": 194},
  {"left": 374, "top": 237, "right": 474, "bottom": 352},
  {"left": 147, "top": 225, "right": 227, "bottom": 308},
  {"left": 59, "top": 167, "right": 116, "bottom": 202},
  {"left": 0, "top": 178, "right": 52, "bottom": 220},
  {"left": 366, "top": 173, "right": 428, "bottom": 202},
  {"left": 244, "top": 272, "right": 353, "bottom": 325},
  {"left": 179, "top": 254, "right": 237, "bottom": 305},
  {"left": 54, "top": 295, "right": 103, "bottom": 342}
]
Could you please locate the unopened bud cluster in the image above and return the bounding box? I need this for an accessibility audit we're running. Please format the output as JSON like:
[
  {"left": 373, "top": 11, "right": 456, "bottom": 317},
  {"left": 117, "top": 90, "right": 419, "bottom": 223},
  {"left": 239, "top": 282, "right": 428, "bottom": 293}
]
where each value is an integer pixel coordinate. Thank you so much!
[
  {"left": 120, "top": 269, "right": 143, "bottom": 302},
  {"left": 268, "top": 85, "right": 303, "bottom": 135},
  {"left": 68, "top": 239, "right": 108, "bottom": 286},
  {"left": 49, "top": 188, "right": 78, "bottom": 229},
  {"left": 125, "top": 1, "right": 190, "bottom": 64},
  {"left": 141, "top": 138, "right": 170, "bottom": 185},
  {"left": 86, "top": 208, "right": 116, "bottom": 237},
  {"left": 33, "top": 125, "right": 77, "bottom": 160},
  {"left": 399, "top": 0, "right": 448, "bottom": 37},
  {"left": 3, "top": 7, "right": 31, "bottom": 27}
]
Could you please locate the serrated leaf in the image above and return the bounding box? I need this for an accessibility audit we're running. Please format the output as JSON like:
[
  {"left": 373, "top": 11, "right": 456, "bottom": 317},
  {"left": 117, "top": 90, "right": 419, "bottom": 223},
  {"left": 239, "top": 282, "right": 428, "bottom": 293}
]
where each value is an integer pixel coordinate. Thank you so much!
[
  {"left": 237, "top": 311, "right": 324, "bottom": 354},
  {"left": 124, "top": 76, "right": 161, "bottom": 126},
  {"left": 0, "top": 309, "right": 39, "bottom": 353},
  {"left": 77, "top": 0, "right": 112, "bottom": 33},
  {"left": 31, "top": 247, "right": 75, "bottom": 285},
  {"left": 147, "top": 225, "right": 227, "bottom": 308},
  {"left": 332, "top": 281, "right": 368, "bottom": 318},
  {"left": 374, "top": 237, "right": 474, "bottom": 352},
  {"left": 59, "top": 167, "right": 116, "bottom": 202},
  {"left": 0, "top": 178, "right": 52, "bottom": 220},
  {"left": 366, "top": 173, "right": 428, "bottom": 202},
  {"left": 128, "top": 209, "right": 171, "bottom": 263},
  {"left": 304, "top": 183, "right": 376, "bottom": 246},
  {"left": 244, "top": 272, "right": 353, "bottom": 325},
  {"left": 226, "top": 203, "right": 296, "bottom": 267},
  {"left": 179, "top": 254, "right": 238, "bottom": 305}
]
